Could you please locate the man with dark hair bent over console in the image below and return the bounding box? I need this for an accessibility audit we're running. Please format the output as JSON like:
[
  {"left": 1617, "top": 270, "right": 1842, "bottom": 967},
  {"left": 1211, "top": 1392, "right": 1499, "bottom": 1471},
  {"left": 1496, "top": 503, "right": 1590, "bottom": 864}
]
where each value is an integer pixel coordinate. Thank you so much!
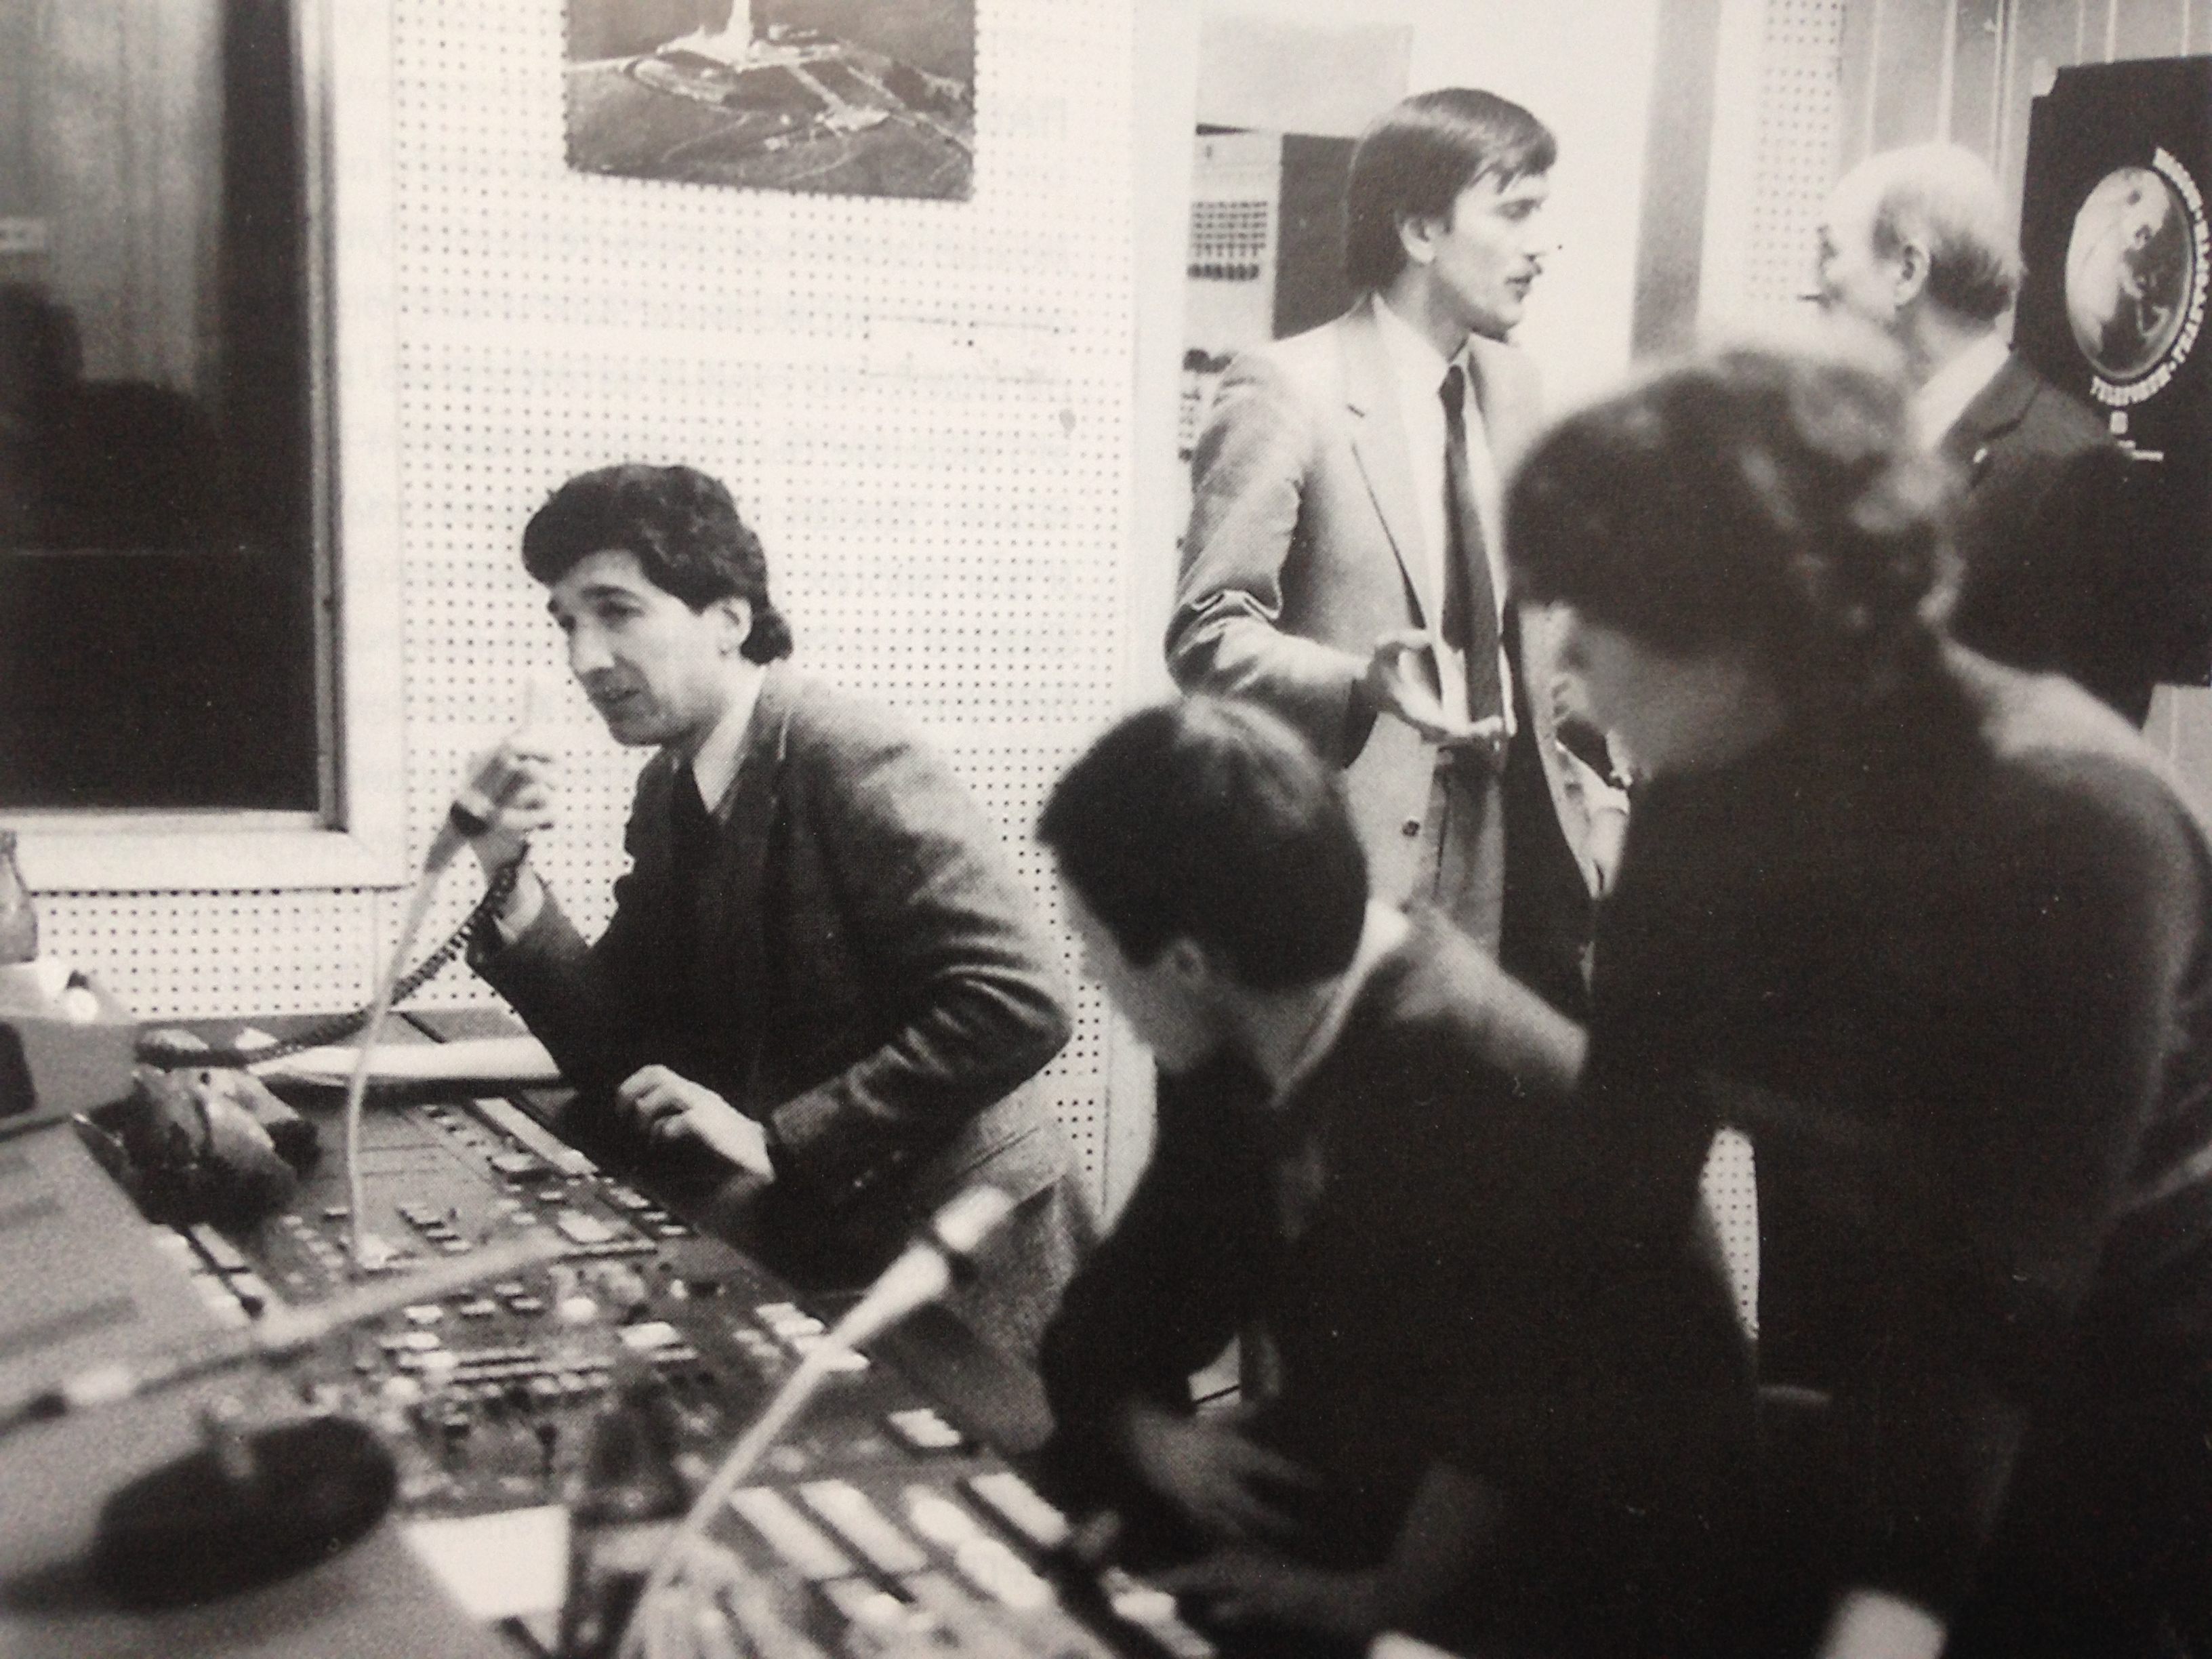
[
  {"left": 1035, "top": 698, "right": 1755, "bottom": 1654},
  {"left": 453, "top": 462, "right": 1090, "bottom": 1359}
]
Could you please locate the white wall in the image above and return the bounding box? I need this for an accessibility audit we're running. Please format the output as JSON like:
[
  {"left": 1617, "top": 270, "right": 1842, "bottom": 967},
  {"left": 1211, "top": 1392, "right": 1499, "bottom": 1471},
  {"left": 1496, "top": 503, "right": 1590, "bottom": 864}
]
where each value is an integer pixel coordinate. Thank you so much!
[
  {"left": 1190, "top": 0, "right": 1664, "bottom": 411},
  {"left": 41, "top": 0, "right": 1150, "bottom": 1214},
  {"left": 1402, "top": 1, "right": 1664, "bottom": 411}
]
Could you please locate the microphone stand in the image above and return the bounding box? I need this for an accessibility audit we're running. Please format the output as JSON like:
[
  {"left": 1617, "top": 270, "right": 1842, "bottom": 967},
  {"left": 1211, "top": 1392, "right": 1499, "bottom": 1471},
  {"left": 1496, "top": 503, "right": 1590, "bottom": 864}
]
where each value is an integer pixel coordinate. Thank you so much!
[
  {"left": 613, "top": 1187, "right": 1015, "bottom": 1659},
  {"left": 340, "top": 835, "right": 460, "bottom": 1265},
  {"left": 344, "top": 705, "right": 541, "bottom": 1265},
  {"left": 0, "top": 1227, "right": 566, "bottom": 1440},
  {"left": 340, "top": 782, "right": 517, "bottom": 1265}
]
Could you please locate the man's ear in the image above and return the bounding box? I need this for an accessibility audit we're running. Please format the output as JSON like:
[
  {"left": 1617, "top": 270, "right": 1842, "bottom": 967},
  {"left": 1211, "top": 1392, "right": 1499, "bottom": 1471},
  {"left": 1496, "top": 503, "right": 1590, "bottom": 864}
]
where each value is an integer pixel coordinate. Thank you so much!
[
  {"left": 1158, "top": 935, "right": 1218, "bottom": 996},
  {"left": 711, "top": 594, "right": 754, "bottom": 657},
  {"left": 1396, "top": 208, "right": 1443, "bottom": 270},
  {"left": 1891, "top": 237, "right": 1931, "bottom": 308}
]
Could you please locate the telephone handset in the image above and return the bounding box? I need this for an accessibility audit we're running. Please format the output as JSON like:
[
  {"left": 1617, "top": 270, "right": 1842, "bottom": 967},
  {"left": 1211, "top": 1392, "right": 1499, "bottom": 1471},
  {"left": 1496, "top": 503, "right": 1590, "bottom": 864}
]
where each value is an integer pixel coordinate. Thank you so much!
[
  {"left": 426, "top": 747, "right": 535, "bottom": 874},
  {"left": 136, "top": 860, "right": 527, "bottom": 1073}
]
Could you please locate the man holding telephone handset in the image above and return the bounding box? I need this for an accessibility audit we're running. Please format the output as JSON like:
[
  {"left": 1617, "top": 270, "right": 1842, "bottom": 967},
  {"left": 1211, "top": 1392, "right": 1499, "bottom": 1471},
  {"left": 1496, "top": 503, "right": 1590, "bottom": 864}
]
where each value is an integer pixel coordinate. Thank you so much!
[{"left": 452, "top": 462, "right": 1090, "bottom": 1359}]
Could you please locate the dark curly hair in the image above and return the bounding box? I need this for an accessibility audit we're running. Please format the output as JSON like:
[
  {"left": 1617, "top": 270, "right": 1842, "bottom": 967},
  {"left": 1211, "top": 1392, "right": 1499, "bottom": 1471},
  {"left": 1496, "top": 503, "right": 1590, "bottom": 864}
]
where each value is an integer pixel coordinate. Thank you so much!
[
  {"left": 1505, "top": 340, "right": 1957, "bottom": 710},
  {"left": 521, "top": 463, "right": 793, "bottom": 663}
]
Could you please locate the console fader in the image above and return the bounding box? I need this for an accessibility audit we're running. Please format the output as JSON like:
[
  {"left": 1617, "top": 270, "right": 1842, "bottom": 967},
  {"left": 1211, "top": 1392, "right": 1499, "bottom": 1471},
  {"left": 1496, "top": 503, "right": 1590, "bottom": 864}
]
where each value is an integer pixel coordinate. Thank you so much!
[{"left": 159, "top": 1065, "right": 1217, "bottom": 1659}]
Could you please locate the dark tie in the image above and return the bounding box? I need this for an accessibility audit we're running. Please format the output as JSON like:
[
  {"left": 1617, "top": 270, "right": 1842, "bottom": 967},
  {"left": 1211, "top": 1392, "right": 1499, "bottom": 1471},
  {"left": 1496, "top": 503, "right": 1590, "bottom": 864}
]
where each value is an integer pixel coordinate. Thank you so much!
[
  {"left": 664, "top": 766, "right": 716, "bottom": 1022},
  {"left": 1440, "top": 364, "right": 1506, "bottom": 721},
  {"left": 669, "top": 765, "right": 714, "bottom": 887}
]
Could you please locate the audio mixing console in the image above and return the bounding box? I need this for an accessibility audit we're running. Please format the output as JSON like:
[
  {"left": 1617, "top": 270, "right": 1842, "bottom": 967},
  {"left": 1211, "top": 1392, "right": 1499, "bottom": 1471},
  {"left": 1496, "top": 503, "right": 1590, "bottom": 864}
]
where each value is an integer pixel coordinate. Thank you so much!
[{"left": 146, "top": 1039, "right": 1218, "bottom": 1659}]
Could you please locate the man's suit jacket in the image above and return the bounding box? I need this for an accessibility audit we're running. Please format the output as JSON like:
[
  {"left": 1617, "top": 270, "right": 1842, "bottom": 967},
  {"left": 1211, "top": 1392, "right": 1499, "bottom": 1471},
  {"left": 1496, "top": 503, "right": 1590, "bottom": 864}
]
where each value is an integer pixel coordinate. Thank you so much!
[
  {"left": 1040, "top": 916, "right": 1757, "bottom": 1639},
  {"left": 1943, "top": 352, "right": 2157, "bottom": 723},
  {"left": 1167, "top": 302, "right": 1600, "bottom": 912},
  {"left": 475, "top": 664, "right": 1086, "bottom": 1356}
]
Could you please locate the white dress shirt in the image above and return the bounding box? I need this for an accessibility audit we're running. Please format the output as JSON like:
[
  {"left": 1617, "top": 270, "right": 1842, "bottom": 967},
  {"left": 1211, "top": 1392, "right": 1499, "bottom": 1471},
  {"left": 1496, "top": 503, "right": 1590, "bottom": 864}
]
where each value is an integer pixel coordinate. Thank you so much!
[
  {"left": 687, "top": 660, "right": 768, "bottom": 815},
  {"left": 1912, "top": 331, "right": 2011, "bottom": 452},
  {"left": 1371, "top": 294, "right": 1515, "bottom": 732}
]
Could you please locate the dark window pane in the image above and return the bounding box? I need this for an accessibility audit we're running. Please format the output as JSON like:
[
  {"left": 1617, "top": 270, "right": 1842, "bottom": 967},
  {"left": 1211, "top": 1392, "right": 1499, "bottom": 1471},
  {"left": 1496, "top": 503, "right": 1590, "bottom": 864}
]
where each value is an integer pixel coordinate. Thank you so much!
[{"left": 0, "top": 0, "right": 320, "bottom": 811}]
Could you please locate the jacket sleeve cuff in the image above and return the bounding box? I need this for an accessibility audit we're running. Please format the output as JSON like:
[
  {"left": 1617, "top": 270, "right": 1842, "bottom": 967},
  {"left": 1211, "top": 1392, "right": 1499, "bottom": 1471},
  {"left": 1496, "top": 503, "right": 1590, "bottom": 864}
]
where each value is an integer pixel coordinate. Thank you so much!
[{"left": 768, "top": 1086, "right": 860, "bottom": 1186}]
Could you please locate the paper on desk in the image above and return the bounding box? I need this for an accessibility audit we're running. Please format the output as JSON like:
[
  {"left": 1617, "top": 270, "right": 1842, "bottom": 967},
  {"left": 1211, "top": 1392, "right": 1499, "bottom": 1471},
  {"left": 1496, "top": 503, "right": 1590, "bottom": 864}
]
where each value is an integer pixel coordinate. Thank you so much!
[
  {"left": 251, "top": 1033, "right": 564, "bottom": 1087},
  {"left": 1369, "top": 1637, "right": 1462, "bottom": 1659},
  {"left": 404, "top": 1504, "right": 569, "bottom": 1622}
]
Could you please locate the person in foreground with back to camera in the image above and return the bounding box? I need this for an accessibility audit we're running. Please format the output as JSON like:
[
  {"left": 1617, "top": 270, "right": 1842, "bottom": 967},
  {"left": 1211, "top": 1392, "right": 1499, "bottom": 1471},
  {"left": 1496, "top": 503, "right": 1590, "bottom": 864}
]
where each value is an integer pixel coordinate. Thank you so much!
[
  {"left": 451, "top": 462, "right": 1091, "bottom": 1361},
  {"left": 1033, "top": 697, "right": 1761, "bottom": 1656},
  {"left": 1506, "top": 337, "right": 2212, "bottom": 1658}
]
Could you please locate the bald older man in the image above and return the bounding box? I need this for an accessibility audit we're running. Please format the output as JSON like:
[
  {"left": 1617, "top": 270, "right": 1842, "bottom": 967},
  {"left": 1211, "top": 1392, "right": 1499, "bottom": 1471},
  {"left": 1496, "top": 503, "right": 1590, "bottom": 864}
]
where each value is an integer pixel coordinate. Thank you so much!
[{"left": 1815, "top": 142, "right": 2156, "bottom": 722}]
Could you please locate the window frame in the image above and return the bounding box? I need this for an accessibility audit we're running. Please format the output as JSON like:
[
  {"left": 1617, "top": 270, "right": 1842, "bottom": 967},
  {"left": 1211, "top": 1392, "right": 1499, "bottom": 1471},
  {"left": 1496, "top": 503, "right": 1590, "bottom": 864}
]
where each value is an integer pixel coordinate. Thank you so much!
[{"left": 13, "top": 0, "right": 407, "bottom": 894}]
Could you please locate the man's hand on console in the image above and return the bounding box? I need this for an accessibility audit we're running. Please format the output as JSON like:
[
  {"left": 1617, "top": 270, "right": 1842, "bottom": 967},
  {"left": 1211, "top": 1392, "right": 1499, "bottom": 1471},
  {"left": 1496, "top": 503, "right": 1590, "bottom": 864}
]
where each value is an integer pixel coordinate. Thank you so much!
[
  {"left": 1153, "top": 1549, "right": 1385, "bottom": 1641},
  {"left": 1118, "top": 1402, "right": 1324, "bottom": 1545},
  {"left": 615, "top": 1065, "right": 776, "bottom": 1180}
]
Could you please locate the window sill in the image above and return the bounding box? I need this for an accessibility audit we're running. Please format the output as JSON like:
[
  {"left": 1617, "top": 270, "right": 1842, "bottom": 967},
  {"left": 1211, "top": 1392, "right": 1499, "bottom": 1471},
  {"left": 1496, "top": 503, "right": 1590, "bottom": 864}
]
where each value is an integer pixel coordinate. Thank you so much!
[{"left": 12, "top": 813, "right": 407, "bottom": 894}]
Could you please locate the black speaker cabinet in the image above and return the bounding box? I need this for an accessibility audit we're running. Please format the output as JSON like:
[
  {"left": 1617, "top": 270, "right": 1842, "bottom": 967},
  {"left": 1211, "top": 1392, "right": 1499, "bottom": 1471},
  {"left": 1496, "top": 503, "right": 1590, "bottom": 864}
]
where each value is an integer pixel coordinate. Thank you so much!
[{"left": 2017, "top": 56, "right": 2212, "bottom": 682}]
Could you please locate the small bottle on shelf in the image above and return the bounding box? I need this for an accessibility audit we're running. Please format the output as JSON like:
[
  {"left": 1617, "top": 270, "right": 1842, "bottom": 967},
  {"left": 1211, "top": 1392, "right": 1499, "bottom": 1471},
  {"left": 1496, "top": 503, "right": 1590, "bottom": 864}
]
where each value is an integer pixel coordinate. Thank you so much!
[{"left": 0, "top": 831, "right": 38, "bottom": 966}]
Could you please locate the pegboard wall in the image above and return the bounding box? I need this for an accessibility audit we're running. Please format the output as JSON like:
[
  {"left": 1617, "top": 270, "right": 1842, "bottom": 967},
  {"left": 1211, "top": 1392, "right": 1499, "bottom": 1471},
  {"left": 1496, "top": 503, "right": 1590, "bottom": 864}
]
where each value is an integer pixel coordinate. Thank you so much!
[
  {"left": 37, "top": 0, "right": 1141, "bottom": 1213},
  {"left": 1740, "top": 0, "right": 1845, "bottom": 329},
  {"left": 1698, "top": 0, "right": 1856, "bottom": 1332}
]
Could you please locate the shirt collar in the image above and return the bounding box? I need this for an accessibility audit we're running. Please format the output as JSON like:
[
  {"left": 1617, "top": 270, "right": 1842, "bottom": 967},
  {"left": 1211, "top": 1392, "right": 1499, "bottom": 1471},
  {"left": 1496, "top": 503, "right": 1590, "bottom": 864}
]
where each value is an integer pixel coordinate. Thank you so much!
[
  {"left": 1269, "top": 902, "right": 1411, "bottom": 1111},
  {"left": 1912, "top": 332, "right": 2011, "bottom": 450},
  {"left": 1371, "top": 291, "right": 1459, "bottom": 403},
  {"left": 685, "top": 663, "right": 767, "bottom": 817}
]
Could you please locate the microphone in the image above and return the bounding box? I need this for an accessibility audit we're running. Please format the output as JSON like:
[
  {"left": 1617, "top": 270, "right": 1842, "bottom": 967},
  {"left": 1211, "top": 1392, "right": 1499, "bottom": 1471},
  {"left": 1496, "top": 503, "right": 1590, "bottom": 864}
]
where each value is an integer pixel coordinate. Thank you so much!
[
  {"left": 427, "top": 674, "right": 556, "bottom": 873},
  {"left": 832, "top": 1184, "right": 1015, "bottom": 1350},
  {"left": 613, "top": 1187, "right": 1017, "bottom": 1659},
  {"left": 424, "top": 750, "right": 526, "bottom": 874},
  {"left": 352, "top": 680, "right": 554, "bottom": 1258},
  {"left": 9, "top": 1231, "right": 566, "bottom": 1610},
  {"left": 1, "top": 1228, "right": 566, "bottom": 1436},
  {"left": 344, "top": 770, "right": 514, "bottom": 1256}
]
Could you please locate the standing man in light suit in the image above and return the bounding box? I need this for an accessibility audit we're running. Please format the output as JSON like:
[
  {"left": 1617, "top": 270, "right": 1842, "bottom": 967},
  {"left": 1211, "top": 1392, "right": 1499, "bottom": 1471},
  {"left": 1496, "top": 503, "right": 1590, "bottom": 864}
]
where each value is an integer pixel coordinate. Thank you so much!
[{"left": 1168, "top": 88, "right": 1603, "bottom": 1017}]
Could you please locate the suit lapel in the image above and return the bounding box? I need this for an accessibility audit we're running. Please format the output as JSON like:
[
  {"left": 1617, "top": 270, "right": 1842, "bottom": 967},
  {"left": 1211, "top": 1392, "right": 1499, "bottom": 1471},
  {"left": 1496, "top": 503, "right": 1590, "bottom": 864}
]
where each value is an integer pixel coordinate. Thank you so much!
[
  {"left": 1339, "top": 306, "right": 1441, "bottom": 629},
  {"left": 698, "top": 663, "right": 787, "bottom": 1095},
  {"left": 1941, "top": 352, "right": 2036, "bottom": 488}
]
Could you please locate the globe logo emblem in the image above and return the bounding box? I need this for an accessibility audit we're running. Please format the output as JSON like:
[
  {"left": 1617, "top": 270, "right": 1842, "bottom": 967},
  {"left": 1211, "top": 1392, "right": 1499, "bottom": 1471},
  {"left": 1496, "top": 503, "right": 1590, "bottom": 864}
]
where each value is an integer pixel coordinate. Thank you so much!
[{"left": 2065, "top": 165, "right": 2199, "bottom": 384}]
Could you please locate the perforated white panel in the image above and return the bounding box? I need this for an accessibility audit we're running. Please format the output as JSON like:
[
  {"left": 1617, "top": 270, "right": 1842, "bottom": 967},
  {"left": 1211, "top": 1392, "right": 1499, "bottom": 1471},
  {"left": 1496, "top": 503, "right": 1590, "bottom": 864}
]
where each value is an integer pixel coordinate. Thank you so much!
[
  {"left": 41, "top": 890, "right": 384, "bottom": 1021},
  {"left": 38, "top": 0, "right": 1141, "bottom": 1212},
  {"left": 1690, "top": 0, "right": 1852, "bottom": 1334},
  {"left": 1742, "top": 0, "right": 1846, "bottom": 327},
  {"left": 1702, "top": 1127, "right": 1759, "bottom": 1334}
]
